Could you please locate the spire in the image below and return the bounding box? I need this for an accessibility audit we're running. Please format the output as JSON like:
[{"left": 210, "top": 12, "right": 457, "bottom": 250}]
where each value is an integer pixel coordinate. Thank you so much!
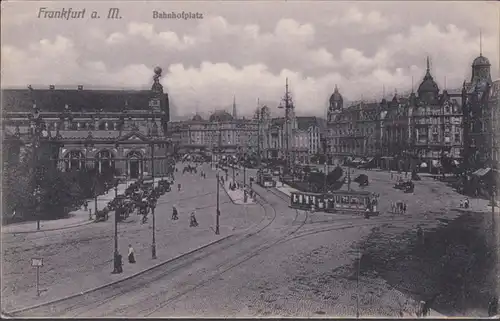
[
  {"left": 232, "top": 95, "right": 237, "bottom": 119},
  {"left": 480, "top": 28, "right": 483, "bottom": 56},
  {"left": 334, "top": 84, "right": 339, "bottom": 92},
  {"left": 383, "top": 84, "right": 386, "bottom": 98},
  {"left": 426, "top": 56, "right": 430, "bottom": 72},
  {"left": 411, "top": 76, "right": 414, "bottom": 93},
  {"left": 444, "top": 76, "right": 447, "bottom": 90}
]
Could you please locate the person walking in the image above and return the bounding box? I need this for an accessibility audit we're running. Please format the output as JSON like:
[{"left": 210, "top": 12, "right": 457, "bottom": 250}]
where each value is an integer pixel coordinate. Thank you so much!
[
  {"left": 190, "top": 210, "right": 198, "bottom": 227},
  {"left": 403, "top": 203, "right": 407, "bottom": 214},
  {"left": 488, "top": 296, "right": 498, "bottom": 317},
  {"left": 172, "top": 205, "right": 179, "bottom": 220},
  {"left": 460, "top": 199, "right": 464, "bottom": 208},
  {"left": 128, "top": 244, "right": 136, "bottom": 263}
]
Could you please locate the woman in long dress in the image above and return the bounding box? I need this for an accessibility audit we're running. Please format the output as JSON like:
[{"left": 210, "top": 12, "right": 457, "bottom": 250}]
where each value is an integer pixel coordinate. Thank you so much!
[{"left": 128, "top": 244, "right": 136, "bottom": 263}]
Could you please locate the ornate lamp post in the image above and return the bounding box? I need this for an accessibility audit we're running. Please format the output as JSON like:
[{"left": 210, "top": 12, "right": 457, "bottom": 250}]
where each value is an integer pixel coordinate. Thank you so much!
[
  {"left": 29, "top": 102, "right": 48, "bottom": 230},
  {"left": 151, "top": 195, "right": 157, "bottom": 259},
  {"left": 215, "top": 168, "right": 221, "bottom": 235},
  {"left": 112, "top": 181, "right": 122, "bottom": 274}
]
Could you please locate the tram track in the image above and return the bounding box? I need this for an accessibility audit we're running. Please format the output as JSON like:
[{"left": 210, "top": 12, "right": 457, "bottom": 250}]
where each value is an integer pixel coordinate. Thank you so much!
[
  {"left": 11, "top": 178, "right": 280, "bottom": 318},
  {"left": 12, "top": 167, "right": 313, "bottom": 317},
  {"left": 70, "top": 183, "right": 285, "bottom": 317}
]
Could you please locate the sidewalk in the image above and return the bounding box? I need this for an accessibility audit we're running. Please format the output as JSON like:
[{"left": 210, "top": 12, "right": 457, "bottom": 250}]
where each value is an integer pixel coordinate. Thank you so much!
[
  {"left": 223, "top": 180, "right": 255, "bottom": 205},
  {"left": 1, "top": 179, "right": 159, "bottom": 234}
]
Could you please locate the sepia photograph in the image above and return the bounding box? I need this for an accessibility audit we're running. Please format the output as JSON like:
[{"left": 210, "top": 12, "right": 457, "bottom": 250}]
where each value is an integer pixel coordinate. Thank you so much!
[{"left": 1, "top": 0, "right": 499, "bottom": 318}]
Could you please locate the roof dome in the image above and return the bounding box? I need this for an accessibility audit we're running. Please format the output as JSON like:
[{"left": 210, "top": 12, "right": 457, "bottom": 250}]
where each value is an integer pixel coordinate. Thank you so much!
[
  {"left": 472, "top": 54, "right": 490, "bottom": 67},
  {"left": 191, "top": 114, "right": 204, "bottom": 121},
  {"left": 329, "top": 85, "right": 343, "bottom": 103},
  {"left": 418, "top": 57, "right": 439, "bottom": 96},
  {"left": 209, "top": 110, "right": 233, "bottom": 122}
]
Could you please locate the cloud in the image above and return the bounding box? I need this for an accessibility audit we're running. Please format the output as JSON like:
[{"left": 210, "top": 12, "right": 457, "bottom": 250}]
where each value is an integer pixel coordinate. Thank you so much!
[
  {"left": 1, "top": 2, "right": 498, "bottom": 119},
  {"left": 328, "top": 7, "right": 393, "bottom": 34}
]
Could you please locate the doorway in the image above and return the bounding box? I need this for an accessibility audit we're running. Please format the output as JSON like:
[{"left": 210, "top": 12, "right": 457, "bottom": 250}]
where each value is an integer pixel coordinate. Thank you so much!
[{"left": 130, "top": 160, "right": 139, "bottom": 179}]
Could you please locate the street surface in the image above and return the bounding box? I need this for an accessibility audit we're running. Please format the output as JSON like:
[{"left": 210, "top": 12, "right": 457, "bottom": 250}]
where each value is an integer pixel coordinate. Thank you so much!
[
  {"left": 1, "top": 163, "right": 266, "bottom": 312},
  {"left": 5, "top": 165, "right": 496, "bottom": 317}
]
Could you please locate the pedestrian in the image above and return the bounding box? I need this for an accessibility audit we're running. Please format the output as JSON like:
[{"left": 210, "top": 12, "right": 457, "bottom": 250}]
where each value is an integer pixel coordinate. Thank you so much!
[
  {"left": 403, "top": 203, "right": 407, "bottom": 214},
  {"left": 178, "top": 183, "right": 181, "bottom": 191},
  {"left": 128, "top": 244, "right": 136, "bottom": 263},
  {"left": 465, "top": 198, "right": 469, "bottom": 209},
  {"left": 190, "top": 210, "right": 198, "bottom": 227},
  {"left": 460, "top": 199, "right": 463, "bottom": 208},
  {"left": 172, "top": 205, "right": 178, "bottom": 220},
  {"left": 488, "top": 296, "right": 498, "bottom": 317}
]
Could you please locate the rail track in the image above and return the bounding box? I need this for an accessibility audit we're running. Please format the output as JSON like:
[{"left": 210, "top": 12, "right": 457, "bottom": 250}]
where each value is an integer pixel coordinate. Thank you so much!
[{"left": 10, "top": 177, "right": 281, "bottom": 317}]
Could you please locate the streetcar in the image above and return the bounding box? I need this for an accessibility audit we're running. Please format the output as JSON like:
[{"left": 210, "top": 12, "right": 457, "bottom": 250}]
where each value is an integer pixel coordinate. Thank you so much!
[
  {"left": 256, "top": 170, "right": 276, "bottom": 188},
  {"left": 290, "top": 190, "right": 379, "bottom": 215}
]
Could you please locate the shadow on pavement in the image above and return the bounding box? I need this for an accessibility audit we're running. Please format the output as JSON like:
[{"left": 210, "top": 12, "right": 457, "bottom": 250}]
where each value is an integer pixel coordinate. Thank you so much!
[{"left": 357, "top": 210, "right": 496, "bottom": 317}]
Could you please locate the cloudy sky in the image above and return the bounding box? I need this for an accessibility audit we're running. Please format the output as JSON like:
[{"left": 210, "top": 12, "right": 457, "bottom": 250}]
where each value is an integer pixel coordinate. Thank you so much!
[{"left": 2, "top": 1, "right": 499, "bottom": 119}]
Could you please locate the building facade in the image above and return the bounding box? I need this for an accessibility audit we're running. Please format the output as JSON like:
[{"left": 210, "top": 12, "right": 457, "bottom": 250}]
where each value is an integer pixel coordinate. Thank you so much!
[
  {"left": 327, "top": 86, "right": 382, "bottom": 165},
  {"left": 2, "top": 67, "right": 172, "bottom": 180},
  {"left": 168, "top": 101, "right": 259, "bottom": 158},
  {"left": 326, "top": 54, "right": 498, "bottom": 172}
]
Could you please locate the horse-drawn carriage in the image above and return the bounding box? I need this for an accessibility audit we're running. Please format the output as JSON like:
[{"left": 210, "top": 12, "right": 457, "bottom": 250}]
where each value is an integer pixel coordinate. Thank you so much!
[
  {"left": 394, "top": 180, "right": 415, "bottom": 193},
  {"left": 95, "top": 206, "right": 110, "bottom": 222}
]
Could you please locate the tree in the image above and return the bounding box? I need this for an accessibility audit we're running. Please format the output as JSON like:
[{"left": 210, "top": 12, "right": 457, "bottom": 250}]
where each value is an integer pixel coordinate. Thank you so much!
[{"left": 327, "top": 166, "right": 343, "bottom": 184}]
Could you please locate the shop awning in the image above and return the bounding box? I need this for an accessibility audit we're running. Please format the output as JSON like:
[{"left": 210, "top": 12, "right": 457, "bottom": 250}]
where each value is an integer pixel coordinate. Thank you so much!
[
  {"left": 365, "top": 157, "right": 375, "bottom": 164},
  {"left": 420, "top": 162, "right": 428, "bottom": 168},
  {"left": 381, "top": 156, "right": 393, "bottom": 160},
  {"left": 472, "top": 168, "right": 491, "bottom": 177},
  {"left": 453, "top": 160, "right": 460, "bottom": 166}
]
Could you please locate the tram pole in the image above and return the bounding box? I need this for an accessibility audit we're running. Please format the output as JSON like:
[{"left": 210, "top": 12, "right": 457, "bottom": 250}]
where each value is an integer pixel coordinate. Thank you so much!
[
  {"left": 216, "top": 172, "right": 220, "bottom": 235},
  {"left": 112, "top": 182, "right": 121, "bottom": 274}
]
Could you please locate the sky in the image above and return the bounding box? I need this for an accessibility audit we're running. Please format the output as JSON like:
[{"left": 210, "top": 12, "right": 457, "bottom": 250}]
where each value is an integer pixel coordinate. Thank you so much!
[{"left": 2, "top": 1, "right": 499, "bottom": 119}]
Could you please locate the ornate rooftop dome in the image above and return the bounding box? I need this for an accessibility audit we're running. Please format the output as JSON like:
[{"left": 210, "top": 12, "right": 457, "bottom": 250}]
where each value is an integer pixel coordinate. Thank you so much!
[
  {"left": 472, "top": 54, "right": 490, "bottom": 67},
  {"left": 209, "top": 110, "right": 233, "bottom": 122},
  {"left": 329, "top": 85, "right": 343, "bottom": 111},
  {"left": 418, "top": 57, "right": 439, "bottom": 97}
]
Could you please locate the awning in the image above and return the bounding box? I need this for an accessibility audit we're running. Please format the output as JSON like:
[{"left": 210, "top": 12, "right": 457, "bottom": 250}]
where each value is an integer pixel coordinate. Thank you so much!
[
  {"left": 452, "top": 160, "right": 460, "bottom": 166},
  {"left": 381, "top": 156, "right": 393, "bottom": 160},
  {"left": 420, "top": 162, "right": 428, "bottom": 168},
  {"left": 365, "top": 157, "right": 375, "bottom": 163},
  {"left": 472, "top": 167, "right": 491, "bottom": 177}
]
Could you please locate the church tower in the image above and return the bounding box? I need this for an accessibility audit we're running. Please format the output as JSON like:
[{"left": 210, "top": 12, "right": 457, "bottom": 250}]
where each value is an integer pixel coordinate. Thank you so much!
[{"left": 327, "top": 85, "right": 343, "bottom": 123}]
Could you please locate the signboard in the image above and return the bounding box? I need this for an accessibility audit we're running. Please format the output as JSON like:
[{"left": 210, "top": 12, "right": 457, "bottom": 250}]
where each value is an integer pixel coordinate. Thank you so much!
[{"left": 31, "top": 258, "right": 43, "bottom": 267}]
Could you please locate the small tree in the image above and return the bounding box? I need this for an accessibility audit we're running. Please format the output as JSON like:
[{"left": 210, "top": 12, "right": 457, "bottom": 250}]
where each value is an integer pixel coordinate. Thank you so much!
[{"left": 327, "top": 166, "right": 343, "bottom": 184}]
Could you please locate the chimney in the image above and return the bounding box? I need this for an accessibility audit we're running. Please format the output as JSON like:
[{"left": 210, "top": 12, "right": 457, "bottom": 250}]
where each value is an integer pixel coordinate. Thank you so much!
[
  {"left": 78, "top": 85, "right": 83, "bottom": 90},
  {"left": 49, "top": 85, "right": 55, "bottom": 90}
]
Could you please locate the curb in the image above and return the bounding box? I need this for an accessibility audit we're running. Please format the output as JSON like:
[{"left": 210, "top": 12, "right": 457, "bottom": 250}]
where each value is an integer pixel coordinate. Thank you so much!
[
  {"left": 2, "top": 219, "right": 95, "bottom": 235},
  {"left": 7, "top": 233, "right": 234, "bottom": 316}
]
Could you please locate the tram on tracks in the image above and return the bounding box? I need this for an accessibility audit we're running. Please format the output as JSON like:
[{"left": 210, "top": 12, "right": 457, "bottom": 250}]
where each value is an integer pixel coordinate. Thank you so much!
[
  {"left": 290, "top": 190, "right": 379, "bottom": 215},
  {"left": 256, "top": 170, "right": 276, "bottom": 188}
]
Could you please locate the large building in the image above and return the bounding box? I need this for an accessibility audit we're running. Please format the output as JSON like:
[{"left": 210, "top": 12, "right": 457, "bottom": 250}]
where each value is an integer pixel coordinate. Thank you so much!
[
  {"left": 326, "top": 53, "right": 499, "bottom": 173},
  {"left": 2, "top": 67, "right": 172, "bottom": 180},
  {"left": 327, "top": 86, "right": 381, "bottom": 165},
  {"left": 168, "top": 99, "right": 259, "bottom": 158}
]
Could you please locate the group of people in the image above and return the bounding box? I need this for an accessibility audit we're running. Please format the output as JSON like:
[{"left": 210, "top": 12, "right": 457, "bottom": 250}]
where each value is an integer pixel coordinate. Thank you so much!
[
  {"left": 171, "top": 205, "right": 198, "bottom": 227},
  {"left": 459, "top": 198, "right": 470, "bottom": 209},
  {"left": 391, "top": 201, "right": 408, "bottom": 214}
]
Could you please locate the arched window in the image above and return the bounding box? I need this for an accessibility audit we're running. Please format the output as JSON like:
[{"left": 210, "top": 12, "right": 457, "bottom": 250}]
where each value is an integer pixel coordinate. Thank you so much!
[
  {"left": 64, "top": 150, "right": 85, "bottom": 171},
  {"left": 95, "top": 150, "right": 115, "bottom": 175}
]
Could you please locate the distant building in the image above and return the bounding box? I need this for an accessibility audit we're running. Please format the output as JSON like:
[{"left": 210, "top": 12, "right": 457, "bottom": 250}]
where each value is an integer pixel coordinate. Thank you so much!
[
  {"left": 2, "top": 67, "right": 172, "bottom": 179},
  {"left": 326, "top": 85, "right": 382, "bottom": 165},
  {"left": 167, "top": 99, "right": 259, "bottom": 158}
]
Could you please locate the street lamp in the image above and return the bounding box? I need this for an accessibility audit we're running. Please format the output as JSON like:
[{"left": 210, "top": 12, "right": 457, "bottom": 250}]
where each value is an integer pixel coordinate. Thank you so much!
[
  {"left": 112, "top": 181, "right": 122, "bottom": 274},
  {"left": 215, "top": 169, "right": 221, "bottom": 235},
  {"left": 151, "top": 195, "right": 157, "bottom": 259}
]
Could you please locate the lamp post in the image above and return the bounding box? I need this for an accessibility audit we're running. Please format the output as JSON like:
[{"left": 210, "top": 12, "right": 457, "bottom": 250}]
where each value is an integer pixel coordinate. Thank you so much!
[
  {"left": 216, "top": 169, "right": 221, "bottom": 235},
  {"left": 151, "top": 196, "right": 157, "bottom": 259},
  {"left": 112, "top": 181, "right": 122, "bottom": 273}
]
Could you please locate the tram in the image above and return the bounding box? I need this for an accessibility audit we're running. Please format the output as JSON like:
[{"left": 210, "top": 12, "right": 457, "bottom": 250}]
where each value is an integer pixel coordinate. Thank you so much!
[
  {"left": 256, "top": 170, "right": 276, "bottom": 188},
  {"left": 290, "top": 190, "right": 379, "bottom": 215}
]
